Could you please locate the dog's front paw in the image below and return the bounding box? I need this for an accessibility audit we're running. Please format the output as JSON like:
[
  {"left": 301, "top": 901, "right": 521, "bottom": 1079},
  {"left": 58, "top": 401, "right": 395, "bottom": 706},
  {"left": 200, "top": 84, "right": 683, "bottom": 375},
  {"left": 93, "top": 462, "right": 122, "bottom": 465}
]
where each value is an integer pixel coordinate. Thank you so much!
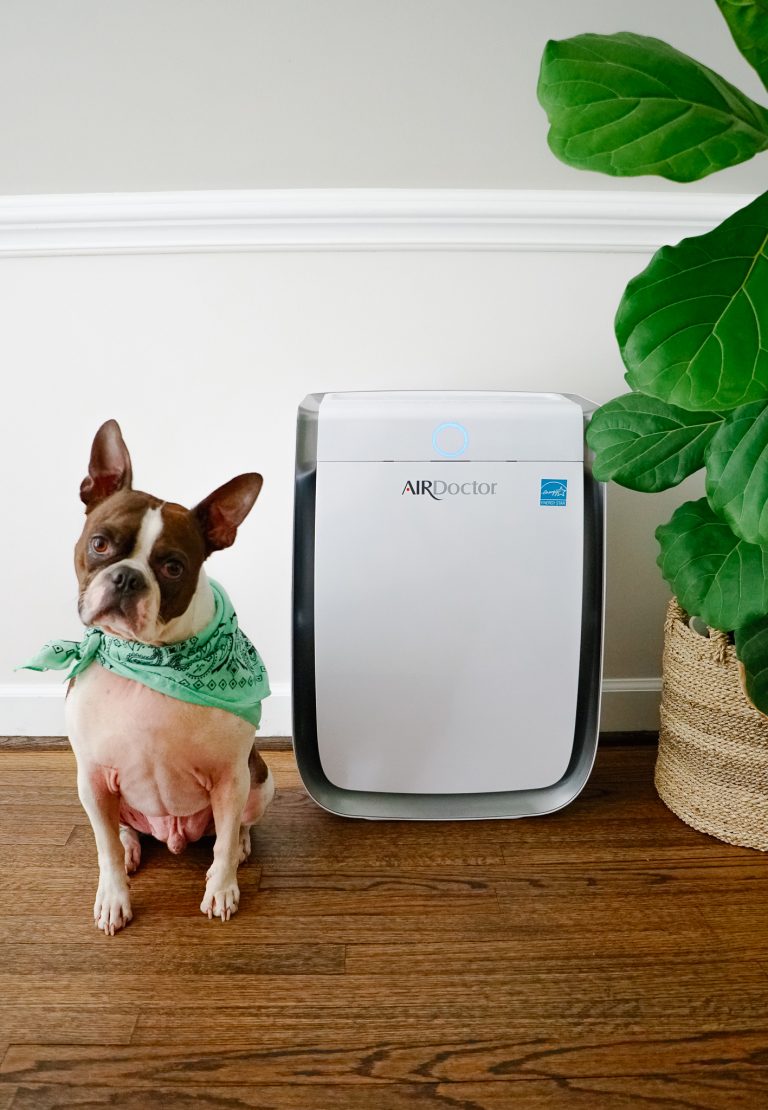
[
  {"left": 94, "top": 874, "right": 132, "bottom": 935},
  {"left": 200, "top": 872, "right": 240, "bottom": 922}
]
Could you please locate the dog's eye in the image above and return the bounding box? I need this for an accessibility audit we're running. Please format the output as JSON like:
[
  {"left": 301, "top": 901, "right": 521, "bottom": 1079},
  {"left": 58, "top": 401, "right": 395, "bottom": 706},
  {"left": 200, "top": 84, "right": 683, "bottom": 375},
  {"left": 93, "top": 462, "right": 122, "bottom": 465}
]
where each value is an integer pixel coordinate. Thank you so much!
[
  {"left": 162, "top": 559, "right": 184, "bottom": 580},
  {"left": 90, "top": 535, "right": 110, "bottom": 555}
]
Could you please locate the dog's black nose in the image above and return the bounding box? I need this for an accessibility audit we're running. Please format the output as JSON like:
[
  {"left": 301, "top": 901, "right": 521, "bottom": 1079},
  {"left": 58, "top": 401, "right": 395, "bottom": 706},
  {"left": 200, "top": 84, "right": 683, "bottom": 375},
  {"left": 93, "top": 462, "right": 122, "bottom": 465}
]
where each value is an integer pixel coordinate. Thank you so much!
[{"left": 110, "top": 566, "right": 146, "bottom": 595}]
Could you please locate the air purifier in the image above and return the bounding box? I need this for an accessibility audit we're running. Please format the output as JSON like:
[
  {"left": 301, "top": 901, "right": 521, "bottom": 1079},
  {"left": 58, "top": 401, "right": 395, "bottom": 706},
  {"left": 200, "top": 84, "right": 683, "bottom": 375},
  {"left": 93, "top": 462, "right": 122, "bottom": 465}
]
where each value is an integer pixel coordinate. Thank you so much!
[{"left": 293, "top": 391, "right": 604, "bottom": 820}]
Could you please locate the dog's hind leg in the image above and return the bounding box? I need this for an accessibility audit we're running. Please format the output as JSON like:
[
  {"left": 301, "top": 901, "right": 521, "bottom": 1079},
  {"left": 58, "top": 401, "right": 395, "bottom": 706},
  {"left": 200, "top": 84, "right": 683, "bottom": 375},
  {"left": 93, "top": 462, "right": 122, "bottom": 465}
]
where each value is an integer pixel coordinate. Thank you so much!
[
  {"left": 119, "top": 824, "right": 142, "bottom": 874},
  {"left": 237, "top": 825, "right": 252, "bottom": 864},
  {"left": 238, "top": 747, "right": 275, "bottom": 863}
]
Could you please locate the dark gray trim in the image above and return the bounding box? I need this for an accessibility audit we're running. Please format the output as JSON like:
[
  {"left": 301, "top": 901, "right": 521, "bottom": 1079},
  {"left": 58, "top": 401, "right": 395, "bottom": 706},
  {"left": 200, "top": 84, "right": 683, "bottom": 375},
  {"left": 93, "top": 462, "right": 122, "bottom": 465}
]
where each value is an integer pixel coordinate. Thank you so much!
[
  {"left": 292, "top": 393, "right": 605, "bottom": 820},
  {"left": 0, "top": 733, "right": 654, "bottom": 753},
  {"left": 0, "top": 735, "right": 294, "bottom": 751}
]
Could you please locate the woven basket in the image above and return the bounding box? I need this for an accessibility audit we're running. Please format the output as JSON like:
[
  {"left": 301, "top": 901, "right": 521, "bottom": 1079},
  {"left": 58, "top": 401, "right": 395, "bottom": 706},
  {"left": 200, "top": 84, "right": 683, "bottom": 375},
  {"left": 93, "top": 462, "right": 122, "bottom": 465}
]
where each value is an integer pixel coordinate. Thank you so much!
[{"left": 656, "top": 598, "right": 768, "bottom": 850}]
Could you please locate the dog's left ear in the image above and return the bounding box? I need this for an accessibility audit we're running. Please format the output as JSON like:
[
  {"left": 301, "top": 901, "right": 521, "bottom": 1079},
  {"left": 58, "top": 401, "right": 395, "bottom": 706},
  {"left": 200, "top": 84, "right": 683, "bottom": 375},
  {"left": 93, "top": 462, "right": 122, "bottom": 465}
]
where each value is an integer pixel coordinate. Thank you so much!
[
  {"left": 193, "top": 473, "right": 263, "bottom": 554},
  {"left": 80, "top": 419, "right": 133, "bottom": 508}
]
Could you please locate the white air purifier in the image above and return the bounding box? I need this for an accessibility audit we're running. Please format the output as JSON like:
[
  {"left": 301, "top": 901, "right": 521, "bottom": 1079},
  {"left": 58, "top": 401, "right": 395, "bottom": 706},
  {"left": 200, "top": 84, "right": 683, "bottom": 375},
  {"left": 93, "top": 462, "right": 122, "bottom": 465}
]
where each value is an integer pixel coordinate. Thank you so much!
[{"left": 293, "top": 391, "right": 604, "bottom": 820}]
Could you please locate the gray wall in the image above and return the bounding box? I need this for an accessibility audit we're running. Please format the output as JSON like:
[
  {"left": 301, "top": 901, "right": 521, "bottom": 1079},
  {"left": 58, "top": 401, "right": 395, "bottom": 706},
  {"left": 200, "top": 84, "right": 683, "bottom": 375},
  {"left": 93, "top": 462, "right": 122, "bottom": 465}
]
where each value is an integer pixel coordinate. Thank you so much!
[{"left": 3, "top": 0, "right": 767, "bottom": 194}]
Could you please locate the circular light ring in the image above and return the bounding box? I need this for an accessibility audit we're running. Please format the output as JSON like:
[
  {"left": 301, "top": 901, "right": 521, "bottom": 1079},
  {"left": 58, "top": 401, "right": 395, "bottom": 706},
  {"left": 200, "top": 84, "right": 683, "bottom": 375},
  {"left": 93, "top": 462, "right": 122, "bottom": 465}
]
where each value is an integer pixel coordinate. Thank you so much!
[{"left": 432, "top": 421, "right": 469, "bottom": 458}]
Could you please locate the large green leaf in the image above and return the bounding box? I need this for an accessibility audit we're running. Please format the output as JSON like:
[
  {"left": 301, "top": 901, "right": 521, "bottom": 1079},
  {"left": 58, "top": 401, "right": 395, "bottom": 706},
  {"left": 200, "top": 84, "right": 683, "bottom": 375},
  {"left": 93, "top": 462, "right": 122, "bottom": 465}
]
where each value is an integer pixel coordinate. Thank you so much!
[
  {"left": 706, "top": 399, "right": 768, "bottom": 544},
  {"left": 537, "top": 32, "right": 768, "bottom": 181},
  {"left": 618, "top": 190, "right": 768, "bottom": 412},
  {"left": 586, "top": 393, "right": 721, "bottom": 491},
  {"left": 735, "top": 613, "right": 768, "bottom": 713},
  {"left": 715, "top": 1, "right": 768, "bottom": 91},
  {"left": 656, "top": 497, "right": 768, "bottom": 629}
]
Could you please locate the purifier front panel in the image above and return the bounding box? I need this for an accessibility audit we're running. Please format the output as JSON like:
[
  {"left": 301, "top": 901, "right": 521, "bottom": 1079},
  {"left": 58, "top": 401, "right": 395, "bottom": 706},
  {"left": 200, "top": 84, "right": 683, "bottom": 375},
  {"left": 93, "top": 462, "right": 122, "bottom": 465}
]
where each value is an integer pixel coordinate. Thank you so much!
[{"left": 314, "top": 461, "right": 584, "bottom": 795}]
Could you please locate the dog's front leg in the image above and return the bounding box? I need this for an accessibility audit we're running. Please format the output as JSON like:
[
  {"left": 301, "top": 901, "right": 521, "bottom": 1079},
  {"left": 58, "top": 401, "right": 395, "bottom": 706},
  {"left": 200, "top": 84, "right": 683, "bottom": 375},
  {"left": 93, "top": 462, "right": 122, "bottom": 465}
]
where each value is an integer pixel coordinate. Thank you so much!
[
  {"left": 76, "top": 767, "right": 132, "bottom": 935},
  {"left": 201, "top": 763, "right": 250, "bottom": 922}
]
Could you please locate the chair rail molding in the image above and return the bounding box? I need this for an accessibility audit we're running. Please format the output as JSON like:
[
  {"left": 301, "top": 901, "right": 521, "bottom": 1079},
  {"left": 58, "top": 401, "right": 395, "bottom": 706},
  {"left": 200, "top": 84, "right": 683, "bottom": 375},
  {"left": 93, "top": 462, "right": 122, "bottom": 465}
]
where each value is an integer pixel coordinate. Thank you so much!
[
  {"left": 0, "top": 678, "right": 660, "bottom": 737},
  {"left": 0, "top": 188, "right": 752, "bottom": 257}
]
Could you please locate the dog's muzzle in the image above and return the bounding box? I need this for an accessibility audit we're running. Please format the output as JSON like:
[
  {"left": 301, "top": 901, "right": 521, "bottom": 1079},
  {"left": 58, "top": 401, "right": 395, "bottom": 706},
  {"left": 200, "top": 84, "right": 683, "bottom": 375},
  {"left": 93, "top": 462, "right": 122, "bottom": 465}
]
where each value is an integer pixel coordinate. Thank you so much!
[{"left": 80, "top": 560, "right": 155, "bottom": 637}]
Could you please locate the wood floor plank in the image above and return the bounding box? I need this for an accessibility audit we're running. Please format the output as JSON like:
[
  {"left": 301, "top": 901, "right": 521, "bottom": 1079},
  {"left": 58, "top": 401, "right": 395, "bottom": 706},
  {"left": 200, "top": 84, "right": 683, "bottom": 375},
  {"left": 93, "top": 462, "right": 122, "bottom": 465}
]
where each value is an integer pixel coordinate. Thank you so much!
[
  {"left": 436, "top": 1077, "right": 768, "bottom": 1110},
  {"left": 255, "top": 857, "right": 768, "bottom": 896},
  {"left": 3, "top": 962, "right": 766, "bottom": 1019},
  {"left": 343, "top": 930, "right": 730, "bottom": 974},
  {"left": 0, "top": 833, "right": 73, "bottom": 849},
  {"left": 2, "top": 1084, "right": 450, "bottom": 1109},
  {"left": 126, "top": 1010, "right": 768, "bottom": 1050},
  {"left": 699, "top": 900, "right": 768, "bottom": 948},
  {"left": 0, "top": 752, "right": 77, "bottom": 770},
  {"left": 0, "top": 873, "right": 496, "bottom": 921},
  {"left": 43, "top": 826, "right": 511, "bottom": 868},
  {"left": 0, "top": 942, "right": 343, "bottom": 977},
  {"left": 0, "top": 912, "right": 511, "bottom": 947},
  {"left": 254, "top": 814, "right": 510, "bottom": 867},
  {"left": 0, "top": 805, "right": 86, "bottom": 827},
  {"left": 0, "top": 788, "right": 79, "bottom": 808},
  {"left": 256, "top": 833, "right": 749, "bottom": 866},
  {"left": 5, "top": 1027, "right": 768, "bottom": 1084},
  {"left": 4, "top": 1078, "right": 768, "bottom": 1110},
  {"left": 1, "top": 1074, "right": 768, "bottom": 1110},
  {"left": 0, "top": 769, "right": 78, "bottom": 787},
  {"left": 496, "top": 858, "right": 768, "bottom": 899},
  {"left": 0, "top": 1007, "right": 136, "bottom": 1047},
  {"left": 0, "top": 863, "right": 263, "bottom": 902}
]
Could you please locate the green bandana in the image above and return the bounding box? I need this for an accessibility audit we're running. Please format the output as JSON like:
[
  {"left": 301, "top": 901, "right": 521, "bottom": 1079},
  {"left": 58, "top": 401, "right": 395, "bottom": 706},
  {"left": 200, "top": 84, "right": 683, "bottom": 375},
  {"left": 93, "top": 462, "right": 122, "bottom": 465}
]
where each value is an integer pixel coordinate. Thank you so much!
[{"left": 19, "top": 579, "right": 270, "bottom": 727}]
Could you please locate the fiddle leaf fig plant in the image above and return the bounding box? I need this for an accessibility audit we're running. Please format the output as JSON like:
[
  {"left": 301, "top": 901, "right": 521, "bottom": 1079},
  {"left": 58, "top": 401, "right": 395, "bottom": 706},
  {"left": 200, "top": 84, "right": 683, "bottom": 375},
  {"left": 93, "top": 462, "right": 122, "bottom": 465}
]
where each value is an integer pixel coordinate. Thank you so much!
[
  {"left": 537, "top": 3, "right": 768, "bottom": 714},
  {"left": 538, "top": 32, "right": 768, "bottom": 181},
  {"left": 715, "top": 0, "right": 768, "bottom": 89}
]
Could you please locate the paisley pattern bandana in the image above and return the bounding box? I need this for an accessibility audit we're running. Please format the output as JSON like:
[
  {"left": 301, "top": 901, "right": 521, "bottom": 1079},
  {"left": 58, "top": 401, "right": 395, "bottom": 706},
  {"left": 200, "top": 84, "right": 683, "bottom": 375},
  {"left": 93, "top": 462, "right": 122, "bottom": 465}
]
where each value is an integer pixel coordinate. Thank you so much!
[{"left": 19, "top": 579, "right": 270, "bottom": 727}]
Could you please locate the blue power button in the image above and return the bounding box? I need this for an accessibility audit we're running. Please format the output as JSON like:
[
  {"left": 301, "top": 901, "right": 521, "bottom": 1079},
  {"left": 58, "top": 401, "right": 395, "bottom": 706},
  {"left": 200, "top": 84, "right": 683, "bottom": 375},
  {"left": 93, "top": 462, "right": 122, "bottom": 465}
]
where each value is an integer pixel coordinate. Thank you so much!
[{"left": 432, "top": 422, "right": 469, "bottom": 458}]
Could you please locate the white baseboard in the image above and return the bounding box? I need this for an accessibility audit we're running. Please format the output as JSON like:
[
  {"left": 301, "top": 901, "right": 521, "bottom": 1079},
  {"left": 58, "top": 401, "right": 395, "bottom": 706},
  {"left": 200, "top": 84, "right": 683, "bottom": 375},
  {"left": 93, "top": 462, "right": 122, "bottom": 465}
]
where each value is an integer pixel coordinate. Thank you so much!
[
  {"left": 0, "top": 685, "right": 71, "bottom": 738},
  {"left": 599, "top": 678, "right": 662, "bottom": 732},
  {"left": 0, "top": 188, "right": 752, "bottom": 257},
  {"left": 0, "top": 683, "right": 292, "bottom": 739},
  {"left": 0, "top": 679, "right": 659, "bottom": 738}
]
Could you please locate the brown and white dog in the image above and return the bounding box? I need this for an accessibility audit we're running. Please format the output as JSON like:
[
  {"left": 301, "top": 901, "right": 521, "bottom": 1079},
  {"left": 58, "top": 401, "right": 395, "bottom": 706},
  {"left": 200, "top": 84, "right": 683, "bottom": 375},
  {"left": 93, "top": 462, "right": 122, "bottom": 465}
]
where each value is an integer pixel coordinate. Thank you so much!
[{"left": 65, "top": 419, "right": 274, "bottom": 934}]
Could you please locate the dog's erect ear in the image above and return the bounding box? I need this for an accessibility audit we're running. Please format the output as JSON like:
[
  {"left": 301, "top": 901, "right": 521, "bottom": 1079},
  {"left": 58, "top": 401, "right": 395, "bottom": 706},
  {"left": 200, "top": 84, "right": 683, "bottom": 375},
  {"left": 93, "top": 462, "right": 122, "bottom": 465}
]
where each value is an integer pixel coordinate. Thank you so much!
[
  {"left": 79, "top": 420, "right": 133, "bottom": 509},
  {"left": 193, "top": 473, "right": 263, "bottom": 555}
]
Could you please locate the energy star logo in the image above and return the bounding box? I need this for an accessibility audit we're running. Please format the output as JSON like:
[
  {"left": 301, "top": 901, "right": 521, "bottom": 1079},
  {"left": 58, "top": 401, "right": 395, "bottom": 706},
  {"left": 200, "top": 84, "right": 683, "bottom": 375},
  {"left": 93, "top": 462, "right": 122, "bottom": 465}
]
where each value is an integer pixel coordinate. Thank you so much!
[
  {"left": 540, "top": 479, "right": 568, "bottom": 507},
  {"left": 402, "top": 479, "right": 497, "bottom": 501}
]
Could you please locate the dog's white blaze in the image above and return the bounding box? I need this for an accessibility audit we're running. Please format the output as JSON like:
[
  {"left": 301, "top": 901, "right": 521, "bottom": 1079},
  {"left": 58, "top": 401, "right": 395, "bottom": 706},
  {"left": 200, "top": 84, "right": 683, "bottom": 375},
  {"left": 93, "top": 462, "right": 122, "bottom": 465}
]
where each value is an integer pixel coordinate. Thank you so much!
[{"left": 132, "top": 506, "right": 164, "bottom": 568}]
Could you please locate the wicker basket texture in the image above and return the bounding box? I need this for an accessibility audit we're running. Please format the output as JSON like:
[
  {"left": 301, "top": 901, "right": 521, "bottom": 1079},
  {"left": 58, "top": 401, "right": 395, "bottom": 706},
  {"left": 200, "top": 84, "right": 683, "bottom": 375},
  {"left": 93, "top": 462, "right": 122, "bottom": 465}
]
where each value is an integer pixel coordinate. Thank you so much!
[{"left": 656, "top": 598, "right": 768, "bottom": 851}]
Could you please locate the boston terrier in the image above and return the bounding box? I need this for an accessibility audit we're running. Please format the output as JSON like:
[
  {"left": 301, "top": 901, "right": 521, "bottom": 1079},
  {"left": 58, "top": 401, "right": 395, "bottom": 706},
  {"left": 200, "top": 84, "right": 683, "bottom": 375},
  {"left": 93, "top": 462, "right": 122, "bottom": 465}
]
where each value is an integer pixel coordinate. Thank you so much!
[{"left": 26, "top": 420, "right": 274, "bottom": 934}]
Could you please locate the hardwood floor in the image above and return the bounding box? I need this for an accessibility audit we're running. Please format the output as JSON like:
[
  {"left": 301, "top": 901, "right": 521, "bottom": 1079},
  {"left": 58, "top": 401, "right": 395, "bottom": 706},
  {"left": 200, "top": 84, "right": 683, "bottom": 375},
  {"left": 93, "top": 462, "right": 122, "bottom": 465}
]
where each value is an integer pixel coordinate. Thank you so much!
[{"left": 0, "top": 743, "right": 766, "bottom": 1109}]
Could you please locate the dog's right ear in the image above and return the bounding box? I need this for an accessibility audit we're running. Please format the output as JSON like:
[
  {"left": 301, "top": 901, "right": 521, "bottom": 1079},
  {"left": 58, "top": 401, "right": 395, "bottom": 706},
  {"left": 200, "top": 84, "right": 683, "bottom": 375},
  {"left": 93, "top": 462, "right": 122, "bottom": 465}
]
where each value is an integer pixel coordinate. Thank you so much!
[{"left": 79, "top": 419, "right": 133, "bottom": 508}]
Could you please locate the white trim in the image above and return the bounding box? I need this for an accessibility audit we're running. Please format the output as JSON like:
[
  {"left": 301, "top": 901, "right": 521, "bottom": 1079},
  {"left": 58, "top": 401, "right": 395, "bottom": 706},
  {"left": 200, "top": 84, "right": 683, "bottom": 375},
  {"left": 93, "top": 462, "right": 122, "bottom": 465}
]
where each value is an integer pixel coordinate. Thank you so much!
[
  {"left": 0, "top": 189, "right": 754, "bottom": 258},
  {"left": 600, "top": 678, "right": 661, "bottom": 732},
  {"left": 0, "top": 682, "right": 292, "bottom": 738},
  {"left": 0, "top": 678, "right": 658, "bottom": 737},
  {"left": 1, "top": 684, "right": 67, "bottom": 699},
  {"left": 602, "top": 677, "right": 662, "bottom": 694},
  {"left": 259, "top": 684, "right": 292, "bottom": 737}
]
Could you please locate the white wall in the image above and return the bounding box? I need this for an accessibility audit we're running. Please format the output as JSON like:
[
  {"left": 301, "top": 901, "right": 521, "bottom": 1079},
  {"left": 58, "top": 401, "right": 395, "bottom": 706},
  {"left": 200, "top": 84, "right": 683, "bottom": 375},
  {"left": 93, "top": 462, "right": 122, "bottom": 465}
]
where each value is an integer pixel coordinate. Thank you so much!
[
  {"left": 0, "top": 210, "right": 708, "bottom": 733},
  {"left": 1, "top": 0, "right": 767, "bottom": 194}
]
